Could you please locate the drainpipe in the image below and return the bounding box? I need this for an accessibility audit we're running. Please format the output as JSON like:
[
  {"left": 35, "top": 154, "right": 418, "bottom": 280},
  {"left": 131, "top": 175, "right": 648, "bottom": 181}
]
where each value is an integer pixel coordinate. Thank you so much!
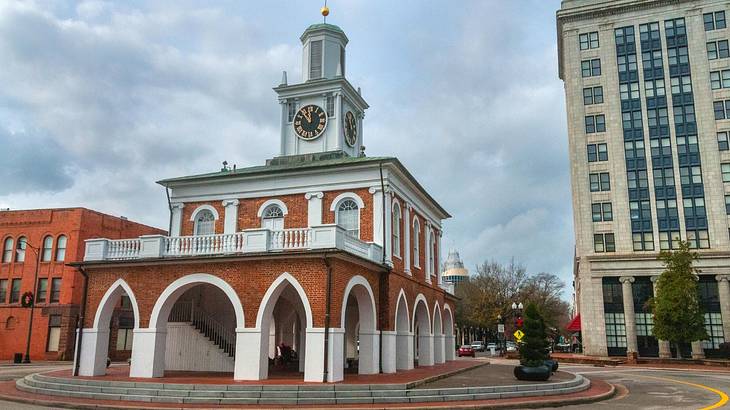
[
  {"left": 378, "top": 161, "right": 388, "bottom": 373},
  {"left": 165, "top": 187, "right": 173, "bottom": 234},
  {"left": 323, "top": 255, "right": 332, "bottom": 383},
  {"left": 73, "top": 266, "right": 89, "bottom": 377}
]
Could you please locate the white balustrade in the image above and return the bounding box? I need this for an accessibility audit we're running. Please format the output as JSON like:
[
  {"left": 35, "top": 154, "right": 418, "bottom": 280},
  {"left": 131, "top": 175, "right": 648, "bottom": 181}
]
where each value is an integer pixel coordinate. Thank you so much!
[
  {"left": 84, "top": 226, "right": 384, "bottom": 265},
  {"left": 269, "top": 228, "right": 311, "bottom": 250},
  {"left": 107, "top": 239, "right": 142, "bottom": 260},
  {"left": 164, "top": 232, "right": 246, "bottom": 256}
]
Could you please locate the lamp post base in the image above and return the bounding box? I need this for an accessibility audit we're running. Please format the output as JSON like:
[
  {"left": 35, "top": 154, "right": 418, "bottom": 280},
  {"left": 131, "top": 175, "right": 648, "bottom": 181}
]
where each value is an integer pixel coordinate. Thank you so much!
[{"left": 22, "top": 355, "right": 31, "bottom": 364}]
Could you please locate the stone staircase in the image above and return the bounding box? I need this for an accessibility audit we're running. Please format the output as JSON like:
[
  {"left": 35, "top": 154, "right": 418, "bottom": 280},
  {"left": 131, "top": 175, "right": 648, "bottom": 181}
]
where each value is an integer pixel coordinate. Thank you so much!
[{"left": 17, "top": 372, "right": 590, "bottom": 405}]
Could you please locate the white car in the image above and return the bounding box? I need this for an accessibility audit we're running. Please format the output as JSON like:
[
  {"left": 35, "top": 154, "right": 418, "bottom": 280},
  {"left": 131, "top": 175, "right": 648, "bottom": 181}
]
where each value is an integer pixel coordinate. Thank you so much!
[{"left": 506, "top": 342, "right": 517, "bottom": 352}]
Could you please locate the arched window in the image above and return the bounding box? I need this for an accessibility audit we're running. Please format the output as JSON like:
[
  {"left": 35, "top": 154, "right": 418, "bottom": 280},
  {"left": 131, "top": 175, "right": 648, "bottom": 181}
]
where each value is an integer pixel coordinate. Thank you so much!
[
  {"left": 5, "top": 316, "right": 16, "bottom": 330},
  {"left": 413, "top": 219, "right": 420, "bottom": 268},
  {"left": 194, "top": 210, "right": 216, "bottom": 236},
  {"left": 2, "top": 238, "right": 13, "bottom": 263},
  {"left": 41, "top": 236, "right": 53, "bottom": 262},
  {"left": 262, "top": 205, "right": 285, "bottom": 230},
  {"left": 392, "top": 204, "right": 401, "bottom": 257},
  {"left": 336, "top": 199, "right": 360, "bottom": 238},
  {"left": 16, "top": 236, "right": 27, "bottom": 263},
  {"left": 55, "top": 235, "right": 67, "bottom": 262}
]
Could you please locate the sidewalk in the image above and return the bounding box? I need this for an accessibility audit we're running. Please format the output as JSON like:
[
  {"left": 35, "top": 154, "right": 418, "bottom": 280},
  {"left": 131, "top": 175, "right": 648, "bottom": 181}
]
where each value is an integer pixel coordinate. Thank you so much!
[{"left": 551, "top": 352, "right": 730, "bottom": 371}]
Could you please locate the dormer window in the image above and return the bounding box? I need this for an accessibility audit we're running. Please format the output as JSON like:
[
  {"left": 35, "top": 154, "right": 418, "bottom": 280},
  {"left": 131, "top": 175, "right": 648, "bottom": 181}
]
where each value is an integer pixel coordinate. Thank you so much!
[
  {"left": 310, "top": 40, "right": 323, "bottom": 80},
  {"left": 194, "top": 210, "right": 215, "bottom": 236},
  {"left": 262, "top": 205, "right": 285, "bottom": 230}
]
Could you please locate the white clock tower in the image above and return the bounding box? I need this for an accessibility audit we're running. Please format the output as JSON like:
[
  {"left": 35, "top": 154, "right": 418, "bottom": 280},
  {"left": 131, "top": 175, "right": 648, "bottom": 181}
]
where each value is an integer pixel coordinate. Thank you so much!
[{"left": 274, "top": 22, "right": 368, "bottom": 158}]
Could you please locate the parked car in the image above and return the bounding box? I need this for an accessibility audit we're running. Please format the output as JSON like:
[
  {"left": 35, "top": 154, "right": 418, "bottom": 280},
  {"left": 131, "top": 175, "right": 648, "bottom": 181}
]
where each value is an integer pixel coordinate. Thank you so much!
[
  {"left": 471, "top": 341, "right": 485, "bottom": 352},
  {"left": 458, "top": 345, "right": 476, "bottom": 357},
  {"left": 506, "top": 341, "right": 517, "bottom": 352},
  {"left": 486, "top": 343, "right": 501, "bottom": 352}
]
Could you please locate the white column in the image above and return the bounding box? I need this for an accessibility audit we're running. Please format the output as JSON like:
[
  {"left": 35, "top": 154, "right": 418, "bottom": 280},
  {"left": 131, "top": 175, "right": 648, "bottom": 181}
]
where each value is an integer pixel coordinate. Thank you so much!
[
  {"left": 651, "top": 276, "right": 671, "bottom": 358},
  {"left": 445, "top": 335, "right": 456, "bottom": 360},
  {"left": 334, "top": 92, "right": 343, "bottom": 151},
  {"left": 381, "top": 331, "right": 397, "bottom": 373},
  {"left": 692, "top": 340, "right": 706, "bottom": 359},
  {"left": 280, "top": 100, "right": 288, "bottom": 155},
  {"left": 221, "top": 199, "right": 239, "bottom": 235},
  {"left": 234, "top": 328, "right": 264, "bottom": 380},
  {"left": 404, "top": 204, "right": 411, "bottom": 275},
  {"left": 396, "top": 331, "right": 414, "bottom": 370},
  {"left": 170, "top": 203, "right": 184, "bottom": 237},
  {"left": 619, "top": 276, "right": 638, "bottom": 355},
  {"left": 716, "top": 275, "right": 730, "bottom": 342},
  {"left": 369, "top": 187, "right": 384, "bottom": 247},
  {"left": 358, "top": 330, "right": 380, "bottom": 374},
  {"left": 433, "top": 334, "right": 445, "bottom": 364},
  {"left": 384, "top": 191, "right": 393, "bottom": 266},
  {"left": 304, "top": 328, "right": 344, "bottom": 382},
  {"left": 77, "top": 328, "right": 110, "bottom": 376},
  {"left": 129, "top": 328, "right": 167, "bottom": 378},
  {"left": 305, "top": 192, "right": 324, "bottom": 227},
  {"left": 418, "top": 334, "right": 434, "bottom": 366},
  {"left": 437, "top": 231, "right": 443, "bottom": 285},
  {"left": 424, "top": 222, "right": 432, "bottom": 283}
]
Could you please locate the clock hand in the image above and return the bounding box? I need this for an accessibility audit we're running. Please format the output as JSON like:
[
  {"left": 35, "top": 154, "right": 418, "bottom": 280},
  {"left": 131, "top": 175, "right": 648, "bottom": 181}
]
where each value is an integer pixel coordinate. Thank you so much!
[{"left": 302, "top": 110, "right": 312, "bottom": 122}]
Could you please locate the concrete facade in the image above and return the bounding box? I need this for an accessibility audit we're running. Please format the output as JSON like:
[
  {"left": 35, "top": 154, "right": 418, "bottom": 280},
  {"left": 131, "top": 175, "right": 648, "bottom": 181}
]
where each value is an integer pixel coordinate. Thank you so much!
[{"left": 558, "top": 0, "right": 730, "bottom": 357}]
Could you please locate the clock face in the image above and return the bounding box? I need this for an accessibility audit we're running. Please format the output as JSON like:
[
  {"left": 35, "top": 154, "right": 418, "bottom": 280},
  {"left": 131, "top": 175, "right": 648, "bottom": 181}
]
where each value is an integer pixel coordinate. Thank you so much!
[
  {"left": 344, "top": 111, "right": 358, "bottom": 146},
  {"left": 293, "top": 104, "right": 327, "bottom": 140}
]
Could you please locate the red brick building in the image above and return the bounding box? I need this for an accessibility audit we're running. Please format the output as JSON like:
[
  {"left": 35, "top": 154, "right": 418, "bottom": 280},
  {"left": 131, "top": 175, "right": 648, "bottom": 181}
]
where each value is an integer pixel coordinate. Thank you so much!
[
  {"left": 0, "top": 208, "right": 164, "bottom": 361},
  {"left": 75, "top": 22, "right": 458, "bottom": 382}
]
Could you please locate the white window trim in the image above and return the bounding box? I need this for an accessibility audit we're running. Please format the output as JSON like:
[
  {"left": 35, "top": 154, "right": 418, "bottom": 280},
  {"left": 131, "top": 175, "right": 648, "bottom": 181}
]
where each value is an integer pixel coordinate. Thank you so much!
[
  {"left": 257, "top": 199, "right": 289, "bottom": 218},
  {"left": 189, "top": 205, "right": 220, "bottom": 222},
  {"left": 334, "top": 198, "right": 361, "bottom": 238},
  {"left": 190, "top": 205, "right": 219, "bottom": 236},
  {"left": 392, "top": 200, "right": 402, "bottom": 259},
  {"left": 329, "top": 192, "right": 365, "bottom": 211},
  {"left": 412, "top": 218, "right": 421, "bottom": 268}
]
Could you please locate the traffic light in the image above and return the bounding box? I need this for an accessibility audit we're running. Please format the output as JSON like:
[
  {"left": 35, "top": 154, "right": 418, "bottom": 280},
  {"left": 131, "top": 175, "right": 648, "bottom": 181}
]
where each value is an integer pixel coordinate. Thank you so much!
[{"left": 515, "top": 317, "right": 524, "bottom": 329}]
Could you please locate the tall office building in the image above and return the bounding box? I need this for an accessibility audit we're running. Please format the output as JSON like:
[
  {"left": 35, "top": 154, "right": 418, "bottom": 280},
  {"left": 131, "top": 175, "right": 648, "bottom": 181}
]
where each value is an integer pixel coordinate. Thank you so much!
[{"left": 558, "top": 0, "right": 730, "bottom": 358}]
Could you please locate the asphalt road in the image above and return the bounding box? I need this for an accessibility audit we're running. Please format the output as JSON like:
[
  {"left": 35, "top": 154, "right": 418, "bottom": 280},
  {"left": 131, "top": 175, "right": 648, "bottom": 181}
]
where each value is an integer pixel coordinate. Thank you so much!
[
  {"left": 546, "top": 364, "right": 730, "bottom": 409},
  {"left": 479, "top": 353, "right": 730, "bottom": 409}
]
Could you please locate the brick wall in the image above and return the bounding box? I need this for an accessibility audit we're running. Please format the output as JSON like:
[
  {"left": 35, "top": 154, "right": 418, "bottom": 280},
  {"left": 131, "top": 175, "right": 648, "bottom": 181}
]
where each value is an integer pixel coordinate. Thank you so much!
[
  {"left": 0, "top": 208, "right": 163, "bottom": 360},
  {"left": 82, "top": 254, "right": 456, "bottom": 336}
]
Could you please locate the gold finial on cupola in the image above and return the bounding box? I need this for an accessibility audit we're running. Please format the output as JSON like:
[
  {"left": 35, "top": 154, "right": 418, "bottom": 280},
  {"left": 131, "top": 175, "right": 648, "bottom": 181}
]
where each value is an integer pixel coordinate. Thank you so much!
[{"left": 321, "top": 0, "right": 330, "bottom": 22}]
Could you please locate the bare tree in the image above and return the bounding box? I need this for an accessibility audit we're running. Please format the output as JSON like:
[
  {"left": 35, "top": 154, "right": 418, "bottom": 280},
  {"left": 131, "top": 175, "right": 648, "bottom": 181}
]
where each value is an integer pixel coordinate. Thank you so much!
[{"left": 455, "top": 260, "right": 570, "bottom": 336}]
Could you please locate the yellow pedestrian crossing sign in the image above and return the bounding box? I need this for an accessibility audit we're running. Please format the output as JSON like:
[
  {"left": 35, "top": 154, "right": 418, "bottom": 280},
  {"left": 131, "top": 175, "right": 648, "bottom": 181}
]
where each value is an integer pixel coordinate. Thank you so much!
[{"left": 514, "top": 330, "right": 525, "bottom": 341}]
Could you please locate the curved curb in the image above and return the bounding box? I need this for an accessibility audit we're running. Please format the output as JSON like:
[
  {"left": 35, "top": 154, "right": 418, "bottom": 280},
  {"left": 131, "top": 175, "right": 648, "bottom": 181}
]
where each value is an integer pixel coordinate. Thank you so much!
[{"left": 0, "top": 381, "right": 615, "bottom": 410}]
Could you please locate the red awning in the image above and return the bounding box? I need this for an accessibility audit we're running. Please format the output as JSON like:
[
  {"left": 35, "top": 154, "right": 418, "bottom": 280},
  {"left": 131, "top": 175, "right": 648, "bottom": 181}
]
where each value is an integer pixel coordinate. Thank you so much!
[{"left": 566, "top": 314, "right": 581, "bottom": 332}]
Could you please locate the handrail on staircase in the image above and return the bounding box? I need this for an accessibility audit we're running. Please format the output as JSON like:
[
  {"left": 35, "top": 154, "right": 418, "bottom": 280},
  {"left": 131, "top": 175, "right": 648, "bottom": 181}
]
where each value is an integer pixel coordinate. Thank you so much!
[{"left": 168, "top": 300, "right": 236, "bottom": 357}]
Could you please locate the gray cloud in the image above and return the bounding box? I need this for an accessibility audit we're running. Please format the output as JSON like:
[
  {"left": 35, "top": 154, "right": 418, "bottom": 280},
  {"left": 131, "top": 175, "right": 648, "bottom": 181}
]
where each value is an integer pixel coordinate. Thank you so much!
[
  {"left": 0, "top": 126, "right": 74, "bottom": 195},
  {"left": 0, "top": 1, "right": 574, "bottom": 294}
]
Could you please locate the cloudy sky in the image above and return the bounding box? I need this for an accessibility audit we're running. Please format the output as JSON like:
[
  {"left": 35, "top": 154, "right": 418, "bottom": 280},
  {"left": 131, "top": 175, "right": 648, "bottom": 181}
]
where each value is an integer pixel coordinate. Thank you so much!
[{"left": 0, "top": 1, "right": 571, "bottom": 292}]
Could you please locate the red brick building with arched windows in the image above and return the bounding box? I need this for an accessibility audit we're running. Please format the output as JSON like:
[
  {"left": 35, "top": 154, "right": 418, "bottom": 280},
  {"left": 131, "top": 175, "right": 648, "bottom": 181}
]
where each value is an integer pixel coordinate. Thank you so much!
[
  {"left": 0, "top": 208, "right": 163, "bottom": 361},
  {"left": 74, "top": 22, "right": 457, "bottom": 383}
]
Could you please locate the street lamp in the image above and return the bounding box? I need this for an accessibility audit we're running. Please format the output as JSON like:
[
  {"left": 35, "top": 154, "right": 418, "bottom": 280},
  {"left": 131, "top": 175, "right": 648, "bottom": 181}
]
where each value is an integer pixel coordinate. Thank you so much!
[{"left": 19, "top": 240, "right": 42, "bottom": 364}]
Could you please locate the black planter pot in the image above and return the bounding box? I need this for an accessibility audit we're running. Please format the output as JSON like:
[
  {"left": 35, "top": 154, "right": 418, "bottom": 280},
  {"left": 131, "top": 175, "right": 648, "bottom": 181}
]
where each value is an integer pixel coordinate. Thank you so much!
[
  {"left": 514, "top": 364, "right": 551, "bottom": 381},
  {"left": 544, "top": 359, "right": 559, "bottom": 372}
]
